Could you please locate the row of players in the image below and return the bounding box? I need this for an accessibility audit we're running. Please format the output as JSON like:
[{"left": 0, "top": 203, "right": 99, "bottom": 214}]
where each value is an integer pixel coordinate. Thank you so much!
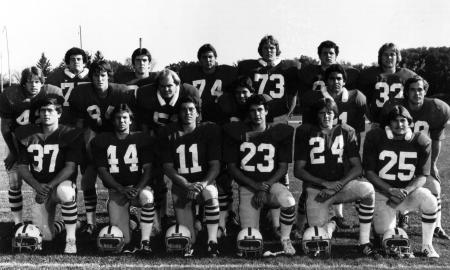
[{"left": 1, "top": 35, "right": 449, "bottom": 257}]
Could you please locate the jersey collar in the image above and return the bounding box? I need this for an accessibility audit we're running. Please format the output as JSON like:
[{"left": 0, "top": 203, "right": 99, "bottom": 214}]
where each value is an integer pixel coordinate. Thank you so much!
[
  {"left": 321, "top": 87, "right": 349, "bottom": 102},
  {"left": 258, "top": 58, "right": 281, "bottom": 67},
  {"left": 157, "top": 86, "right": 180, "bottom": 107},
  {"left": 64, "top": 68, "right": 89, "bottom": 79}
]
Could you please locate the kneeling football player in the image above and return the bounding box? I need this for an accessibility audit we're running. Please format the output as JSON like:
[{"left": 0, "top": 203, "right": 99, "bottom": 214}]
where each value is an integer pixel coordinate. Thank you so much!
[
  {"left": 223, "top": 94, "right": 297, "bottom": 256},
  {"left": 364, "top": 105, "right": 439, "bottom": 258},
  {"left": 92, "top": 104, "right": 155, "bottom": 253},
  {"left": 160, "top": 95, "right": 221, "bottom": 257},
  {"left": 294, "top": 98, "right": 377, "bottom": 258},
  {"left": 15, "top": 96, "right": 82, "bottom": 254}
]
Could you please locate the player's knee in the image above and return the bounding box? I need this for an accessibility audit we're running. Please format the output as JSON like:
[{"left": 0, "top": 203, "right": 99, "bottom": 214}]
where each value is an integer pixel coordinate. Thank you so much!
[
  {"left": 278, "top": 192, "right": 296, "bottom": 208},
  {"left": 424, "top": 177, "right": 441, "bottom": 196},
  {"left": 359, "top": 182, "right": 375, "bottom": 205},
  {"left": 202, "top": 185, "right": 218, "bottom": 201},
  {"left": 416, "top": 188, "right": 438, "bottom": 213},
  {"left": 139, "top": 188, "right": 154, "bottom": 205},
  {"left": 7, "top": 170, "right": 22, "bottom": 190},
  {"left": 57, "top": 181, "right": 76, "bottom": 203}
]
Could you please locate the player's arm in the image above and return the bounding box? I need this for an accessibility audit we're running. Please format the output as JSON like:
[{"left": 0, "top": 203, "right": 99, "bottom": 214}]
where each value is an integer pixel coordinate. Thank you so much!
[
  {"left": 228, "top": 162, "right": 271, "bottom": 193},
  {"left": 430, "top": 140, "right": 441, "bottom": 178},
  {"left": 162, "top": 162, "right": 191, "bottom": 191},
  {"left": 339, "top": 156, "right": 363, "bottom": 186},
  {"left": 1, "top": 118, "right": 18, "bottom": 169},
  {"left": 97, "top": 166, "right": 126, "bottom": 192},
  {"left": 198, "top": 160, "right": 220, "bottom": 187},
  {"left": 47, "top": 161, "right": 77, "bottom": 188},
  {"left": 294, "top": 160, "right": 329, "bottom": 188}
]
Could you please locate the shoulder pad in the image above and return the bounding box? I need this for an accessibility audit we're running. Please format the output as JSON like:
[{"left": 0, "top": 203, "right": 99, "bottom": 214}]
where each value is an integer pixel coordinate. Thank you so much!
[
  {"left": 15, "top": 124, "right": 40, "bottom": 142},
  {"left": 58, "top": 126, "right": 84, "bottom": 144},
  {"left": 181, "top": 83, "right": 200, "bottom": 99},
  {"left": 280, "top": 59, "right": 301, "bottom": 70},
  {"left": 268, "top": 123, "right": 294, "bottom": 141},
  {"left": 223, "top": 121, "right": 247, "bottom": 141},
  {"left": 413, "top": 132, "right": 431, "bottom": 146}
]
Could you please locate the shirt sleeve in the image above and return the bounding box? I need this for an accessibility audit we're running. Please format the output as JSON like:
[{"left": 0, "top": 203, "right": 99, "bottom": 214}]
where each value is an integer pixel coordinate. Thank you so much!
[
  {"left": 344, "top": 127, "right": 360, "bottom": 159},
  {"left": 294, "top": 126, "right": 310, "bottom": 161},
  {"left": 362, "top": 130, "right": 379, "bottom": 172},
  {"left": 415, "top": 134, "right": 431, "bottom": 176},
  {"left": 206, "top": 124, "right": 222, "bottom": 162}
]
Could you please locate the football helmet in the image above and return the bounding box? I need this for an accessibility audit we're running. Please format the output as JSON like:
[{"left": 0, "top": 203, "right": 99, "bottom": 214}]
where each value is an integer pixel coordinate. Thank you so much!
[
  {"left": 302, "top": 226, "right": 331, "bottom": 258},
  {"left": 165, "top": 224, "right": 192, "bottom": 255},
  {"left": 236, "top": 227, "right": 264, "bottom": 258},
  {"left": 382, "top": 227, "right": 413, "bottom": 258},
  {"left": 97, "top": 225, "right": 125, "bottom": 253},
  {"left": 12, "top": 224, "right": 43, "bottom": 252}
]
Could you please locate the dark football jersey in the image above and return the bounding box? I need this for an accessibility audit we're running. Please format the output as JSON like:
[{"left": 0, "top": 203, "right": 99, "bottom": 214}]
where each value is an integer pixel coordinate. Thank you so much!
[
  {"left": 217, "top": 93, "right": 247, "bottom": 124},
  {"left": 294, "top": 123, "right": 359, "bottom": 185},
  {"left": 238, "top": 59, "right": 301, "bottom": 119},
  {"left": 46, "top": 68, "right": 91, "bottom": 125},
  {"left": 159, "top": 122, "right": 221, "bottom": 184},
  {"left": 136, "top": 83, "right": 198, "bottom": 132},
  {"left": 91, "top": 132, "right": 154, "bottom": 188},
  {"left": 0, "top": 84, "right": 63, "bottom": 131},
  {"left": 301, "top": 88, "right": 368, "bottom": 133},
  {"left": 363, "top": 128, "right": 431, "bottom": 189},
  {"left": 223, "top": 122, "right": 293, "bottom": 184},
  {"left": 114, "top": 71, "right": 158, "bottom": 92},
  {"left": 358, "top": 66, "right": 416, "bottom": 123},
  {"left": 180, "top": 64, "right": 237, "bottom": 123},
  {"left": 15, "top": 125, "right": 83, "bottom": 183},
  {"left": 68, "top": 83, "right": 135, "bottom": 133}
]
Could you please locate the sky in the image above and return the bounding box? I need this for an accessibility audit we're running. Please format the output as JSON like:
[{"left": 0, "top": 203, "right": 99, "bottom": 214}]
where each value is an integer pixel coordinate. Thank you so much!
[{"left": 1, "top": 0, "right": 450, "bottom": 76}]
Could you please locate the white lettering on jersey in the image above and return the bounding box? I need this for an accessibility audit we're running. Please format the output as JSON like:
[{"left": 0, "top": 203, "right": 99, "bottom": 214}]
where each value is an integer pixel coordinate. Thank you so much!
[
  {"left": 254, "top": 74, "right": 285, "bottom": 99},
  {"left": 240, "top": 142, "right": 275, "bottom": 173},
  {"left": 378, "top": 150, "right": 417, "bottom": 181},
  {"left": 107, "top": 144, "right": 139, "bottom": 173},
  {"left": 27, "top": 144, "right": 59, "bottom": 173},
  {"left": 176, "top": 144, "right": 202, "bottom": 174}
]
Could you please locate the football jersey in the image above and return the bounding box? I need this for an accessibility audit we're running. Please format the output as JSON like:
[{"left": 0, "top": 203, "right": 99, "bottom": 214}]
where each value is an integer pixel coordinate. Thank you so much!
[
  {"left": 217, "top": 93, "right": 247, "bottom": 124},
  {"left": 136, "top": 83, "right": 199, "bottom": 132},
  {"left": 159, "top": 122, "right": 221, "bottom": 183},
  {"left": 363, "top": 128, "right": 431, "bottom": 189},
  {"left": 91, "top": 132, "right": 154, "bottom": 188},
  {"left": 223, "top": 122, "right": 293, "bottom": 184},
  {"left": 114, "top": 71, "right": 159, "bottom": 91},
  {"left": 301, "top": 88, "right": 368, "bottom": 133},
  {"left": 15, "top": 124, "right": 83, "bottom": 183},
  {"left": 180, "top": 64, "right": 237, "bottom": 123},
  {"left": 294, "top": 123, "right": 359, "bottom": 186},
  {"left": 46, "top": 68, "right": 91, "bottom": 125},
  {"left": 238, "top": 59, "right": 301, "bottom": 119},
  {"left": 68, "top": 83, "right": 135, "bottom": 133},
  {"left": 358, "top": 66, "right": 416, "bottom": 123},
  {"left": 0, "top": 84, "right": 63, "bottom": 131}
]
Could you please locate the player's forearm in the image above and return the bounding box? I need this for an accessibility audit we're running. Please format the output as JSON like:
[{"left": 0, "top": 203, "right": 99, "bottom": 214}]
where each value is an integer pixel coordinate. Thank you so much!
[
  {"left": 365, "top": 170, "right": 392, "bottom": 196},
  {"left": 162, "top": 163, "right": 190, "bottom": 189},
  {"left": 97, "top": 167, "right": 125, "bottom": 192},
  {"left": 339, "top": 160, "right": 363, "bottom": 186},
  {"left": 431, "top": 140, "right": 441, "bottom": 165},
  {"left": 201, "top": 160, "right": 220, "bottom": 186},
  {"left": 294, "top": 166, "right": 328, "bottom": 188},
  {"left": 404, "top": 175, "right": 426, "bottom": 194},
  {"left": 1, "top": 119, "right": 18, "bottom": 155},
  {"left": 48, "top": 162, "right": 76, "bottom": 188},
  {"left": 264, "top": 163, "right": 288, "bottom": 186},
  {"left": 135, "top": 163, "right": 152, "bottom": 190},
  {"left": 17, "top": 165, "right": 41, "bottom": 191},
  {"left": 228, "top": 163, "right": 260, "bottom": 192},
  {"left": 287, "top": 94, "right": 297, "bottom": 116}
]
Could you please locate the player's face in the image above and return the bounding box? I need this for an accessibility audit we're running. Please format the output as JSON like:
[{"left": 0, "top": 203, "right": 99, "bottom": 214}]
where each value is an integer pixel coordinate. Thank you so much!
[
  {"left": 261, "top": 43, "right": 278, "bottom": 62},
  {"left": 113, "top": 111, "right": 131, "bottom": 133},
  {"left": 319, "top": 48, "right": 337, "bottom": 67},
  {"left": 69, "top": 54, "right": 85, "bottom": 74},
  {"left": 326, "top": 72, "right": 345, "bottom": 93},
  {"left": 25, "top": 75, "right": 42, "bottom": 97},
  {"left": 179, "top": 102, "right": 198, "bottom": 125},
  {"left": 158, "top": 76, "right": 177, "bottom": 99},
  {"left": 390, "top": 116, "right": 410, "bottom": 136},
  {"left": 318, "top": 108, "right": 334, "bottom": 129},
  {"left": 39, "top": 104, "right": 60, "bottom": 126},
  {"left": 407, "top": 81, "right": 425, "bottom": 106},
  {"left": 248, "top": 104, "right": 268, "bottom": 125},
  {"left": 92, "top": 71, "right": 109, "bottom": 91},
  {"left": 381, "top": 49, "right": 397, "bottom": 70},
  {"left": 134, "top": 55, "right": 150, "bottom": 75},
  {"left": 235, "top": 87, "right": 252, "bottom": 105},
  {"left": 199, "top": 51, "right": 217, "bottom": 71}
]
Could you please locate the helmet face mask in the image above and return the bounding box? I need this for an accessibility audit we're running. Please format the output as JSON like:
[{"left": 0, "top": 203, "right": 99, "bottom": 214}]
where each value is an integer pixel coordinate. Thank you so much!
[
  {"left": 165, "top": 224, "right": 192, "bottom": 256},
  {"left": 97, "top": 225, "right": 125, "bottom": 253},
  {"left": 236, "top": 227, "right": 263, "bottom": 258},
  {"left": 302, "top": 226, "right": 331, "bottom": 258},
  {"left": 382, "top": 228, "right": 413, "bottom": 258},
  {"left": 12, "top": 224, "right": 43, "bottom": 253}
]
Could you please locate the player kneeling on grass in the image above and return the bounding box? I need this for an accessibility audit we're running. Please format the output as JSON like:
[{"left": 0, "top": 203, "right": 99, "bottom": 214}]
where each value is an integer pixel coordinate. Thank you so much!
[
  {"left": 364, "top": 105, "right": 439, "bottom": 258},
  {"left": 224, "top": 94, "right": 297, "bottom": 256},
  {"left": 15, "top": 96, "right": 82, "bottom": 254},
  {"left": 160, "top": 95, "right": 221, "bottom": 257},
  {"left": 294, "top": 98, "right": 377, "bottom": 258},
  {"left": 92, "top": 104, "right": 155, "bottom": 254}
]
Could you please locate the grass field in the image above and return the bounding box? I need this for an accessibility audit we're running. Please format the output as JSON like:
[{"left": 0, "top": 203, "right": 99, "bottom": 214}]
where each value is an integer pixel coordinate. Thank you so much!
[{"left": 0, "top": 121, "right": 450, "bottom": 269}]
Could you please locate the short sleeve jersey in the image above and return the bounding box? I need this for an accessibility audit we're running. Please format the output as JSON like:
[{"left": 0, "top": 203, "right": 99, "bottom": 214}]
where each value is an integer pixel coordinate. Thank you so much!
[
  {"left": 223, "top": 122, "right": 293, "bottom": 184},
  {"left": 363, "top": 128, "right": 431, "bottom": 189},
  {"left": 114, "top": 71, "right": 159, "bottom": 92}
]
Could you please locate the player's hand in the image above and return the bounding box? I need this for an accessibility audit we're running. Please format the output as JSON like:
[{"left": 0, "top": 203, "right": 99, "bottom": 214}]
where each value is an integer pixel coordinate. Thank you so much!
[
  {"left": 387, "top": 188, "right": 407, "bottom": 207},
  {"left": 255, "top": 182, "right": 271, "bottom": 193},
  {"left": 370, "top": 122, "right": 380, "bottom": 130},
  {"left": 4, "top": 152, "right": 17, "bottom": 171},
  {"left": 125, "top": 187, "right": 139, "bottom": 200},
  {"left": 431, "top": 163, "right": 441, "bottom": 181},
  {"left": 35, "top": 184, "right": 52, "bottom": 204},
  {"left": 251, "top": 191, "right": 268, "bottom": 209},
  {"left": 315, "top": 188, "right": 336, "bottom": 203}
]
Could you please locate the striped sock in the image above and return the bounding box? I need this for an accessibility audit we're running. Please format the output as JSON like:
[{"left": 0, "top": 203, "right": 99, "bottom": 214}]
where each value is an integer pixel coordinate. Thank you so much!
[
  {"left": 205, "top": 202, "right": 220, "bottom": 243},
  {"left": 140, "top": 204, "right": 155, "bottom": 241},
  {"left": 280, "top": 206, "right": 295, "bottom": 240},
  {"left": 83, "top": 191, "right": 97, "bottom": 225},
  {"left": 358, "top": 202, "right": 374, "bottom": 244},
  {"left": 62, "top": 201, "right": 78, "bottom": 240},
  {"left": 8, "top": 188, "right": 23, "bottom": 224},
  {"left": 422, "top": 211, "right": 437, "bottom": 246}
]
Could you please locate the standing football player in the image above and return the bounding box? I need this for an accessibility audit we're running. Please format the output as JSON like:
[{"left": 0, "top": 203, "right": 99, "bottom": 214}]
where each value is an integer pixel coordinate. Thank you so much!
[
  {"left": 180, "top": 43, "right": 237, "bottom": 123},
  {"left": 294, "top": 98, "right": 377, "bottom": 258},
  {"left": 160, "top": 95, "right": 221, "bottom": 257},
  {"left": 0, "top": 67, "right": 62, "bottom": 231},
  {"left": 223, "top": 94, "right": 297, "bottom": 256},
  {"left": 92, "top": 104, "right": 155, "bottom": 253},
  {"left": 364, "top": 105, "right": 439, "bottom": 258},
  {"left": 46, "top": 47, "right": 90, "bottom": 125},
  {"left": 358, "top": 43, "right": 416, "bottom": 124},
  {"left": 238, "top": 35, "right": 301, "bottom": 121},
  {"left": 69, "top": 60, "right": 134, "bottom": 236},
  {"left": 382, "top": 76, "right": 450, "bottom": 239},
  {"left": 15, "top": 96, "right": 82, "bottom": 254}
]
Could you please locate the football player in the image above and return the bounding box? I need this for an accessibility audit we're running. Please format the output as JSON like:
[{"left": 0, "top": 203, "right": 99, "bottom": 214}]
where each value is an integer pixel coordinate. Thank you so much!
[
  {"left": 217, "top": 76, "right": 255, "bottom": 123},
  {"left": 92, "top": 104, "right": 155, "bottom": 253},
  {"left": 364, "top": 105, "right": 439, "bottom": 258},
  {"left": 114, "top": 48, "right": 158, "bottom": 90},
  {"left": 68, "top": 60, "right": 134, "bottom": 235},
  {"left": 15, "top": 96, "right": 82, "bottom": 254},
  {"left": 46, "top": 47, "right": 90, "bottom": 125},
  {"left": 180, "top": 43, "right": 237, "bottom": 123},
  {"left": 238, "top": 35, "right": 301, "bottom": 120},
  {"left": 294, "top": 98, "right": 377, "bottom": 258},
  {"left": 160, "top": 95, "right": 221, "bottom": 257},
  {"left": 298, "top": 40, "right": 360, "bottom": 113},
  {"left": 382, "top": 76, "right": 450, "bottom": 239},
  {"left": 0, "top": 67, "right": 62, "bottom": 230},
  {"left": 358, "top": 43, "right": 416, "bottom": 124},
  {"left": 223, "top": 94, "right": 297, "bottom": 256}
]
